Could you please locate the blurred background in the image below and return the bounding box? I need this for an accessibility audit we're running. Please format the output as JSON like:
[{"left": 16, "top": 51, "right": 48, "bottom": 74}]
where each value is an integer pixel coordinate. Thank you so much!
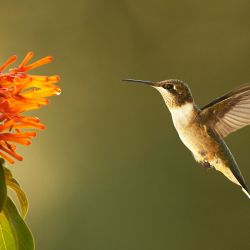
[{"left": 1, "top": 0, "right": 250, "bottom": 249}]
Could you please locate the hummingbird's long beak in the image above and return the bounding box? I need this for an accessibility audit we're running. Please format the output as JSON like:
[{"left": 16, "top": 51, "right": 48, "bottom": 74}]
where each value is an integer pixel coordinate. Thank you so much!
[{"left": 122, "top": 79, "right": 157, "bottom": 86}]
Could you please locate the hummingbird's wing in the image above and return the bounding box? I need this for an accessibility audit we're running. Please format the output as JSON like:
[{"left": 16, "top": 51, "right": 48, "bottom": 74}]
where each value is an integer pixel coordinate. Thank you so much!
[{"left": 200, "top": 84, "right": 250, "bottom": 138}]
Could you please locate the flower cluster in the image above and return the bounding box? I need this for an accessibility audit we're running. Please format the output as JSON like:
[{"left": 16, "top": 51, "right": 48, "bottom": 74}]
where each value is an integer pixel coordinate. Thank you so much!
[{"left": 0, "top": 52, "right": 60, "bottom": 163}]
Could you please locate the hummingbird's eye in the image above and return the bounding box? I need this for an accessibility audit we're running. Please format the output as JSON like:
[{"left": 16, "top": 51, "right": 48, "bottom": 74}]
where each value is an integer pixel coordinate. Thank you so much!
[{"left": 164, "top": 84, "right": 173, "bottom": 90}]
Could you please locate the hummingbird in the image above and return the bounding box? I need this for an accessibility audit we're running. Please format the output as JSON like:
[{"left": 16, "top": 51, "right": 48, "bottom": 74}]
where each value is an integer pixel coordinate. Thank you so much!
[{"left": 124, "top": 78, "right": 250, "bottom": 199}]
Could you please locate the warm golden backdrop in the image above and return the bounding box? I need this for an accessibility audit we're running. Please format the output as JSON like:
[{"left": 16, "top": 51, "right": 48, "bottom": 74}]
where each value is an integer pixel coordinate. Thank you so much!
[{"left": 1, "top": 0, "right": 250, "bottom": 249}]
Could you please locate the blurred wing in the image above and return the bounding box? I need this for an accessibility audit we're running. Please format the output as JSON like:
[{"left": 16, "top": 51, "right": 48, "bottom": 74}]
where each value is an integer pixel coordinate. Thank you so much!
[{"left": 200, "top": 84, "right": 250, "bottom": 138}]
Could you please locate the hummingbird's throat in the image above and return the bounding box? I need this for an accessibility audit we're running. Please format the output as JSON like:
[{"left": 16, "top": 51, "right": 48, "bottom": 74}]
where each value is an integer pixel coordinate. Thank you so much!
[
  {"left": 154, "top": 86, "right": 194, "bottom": 109},
  {"left": 153, "top": 86, "right": 174, "bottom": 108}
]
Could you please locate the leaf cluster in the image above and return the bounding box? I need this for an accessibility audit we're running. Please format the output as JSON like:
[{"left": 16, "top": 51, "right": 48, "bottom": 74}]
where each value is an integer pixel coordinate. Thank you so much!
[{"left": 0, "top": 159, "right": 34, "bottom": 250}]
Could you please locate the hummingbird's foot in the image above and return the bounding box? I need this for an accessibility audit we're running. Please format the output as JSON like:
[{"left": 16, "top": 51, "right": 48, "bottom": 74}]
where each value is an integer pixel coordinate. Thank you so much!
[{"left": 200, "top": 160, "right": 213, "bottom": 170}]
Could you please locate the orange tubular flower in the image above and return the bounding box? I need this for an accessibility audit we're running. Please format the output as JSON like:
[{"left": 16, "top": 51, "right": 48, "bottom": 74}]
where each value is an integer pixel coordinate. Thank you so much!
[{"left": 0, "top": 52, "right": 60, "bottom": 164}]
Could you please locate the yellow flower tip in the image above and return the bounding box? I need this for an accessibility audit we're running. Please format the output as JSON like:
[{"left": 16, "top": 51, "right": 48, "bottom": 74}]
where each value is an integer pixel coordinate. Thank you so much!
[
  {"left": 55, "top": 75, "right": 60, "bottom": 81},
  {"left": 47, "top": 75, "right": 60, "bottom": 84},
  {"left": 55, "top": 86, "right": 62, "bottom": 95}
]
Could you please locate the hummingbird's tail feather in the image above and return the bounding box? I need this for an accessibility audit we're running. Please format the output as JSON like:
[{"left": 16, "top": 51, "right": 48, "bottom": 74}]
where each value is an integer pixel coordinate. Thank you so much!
[{"left": 242, "top": 188, "right": 250, "bottom": 199}]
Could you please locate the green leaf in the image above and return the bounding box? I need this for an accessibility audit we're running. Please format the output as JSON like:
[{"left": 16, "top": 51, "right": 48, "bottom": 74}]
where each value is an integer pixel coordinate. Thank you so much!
[
  {"left": 4, "top": 168, "right": 28, "bottom": 218},
  {"left": 2, "top": 197, "right": 34, "bottom": 250},
  {"left": 0, "top": 159, "right": 7, "bottom": 212},
  {"left": 0, "top": 160, "right": 33, "bottom": 249},
  {"left": 0, "top": 212, "right": 15, "bottom": 250}
]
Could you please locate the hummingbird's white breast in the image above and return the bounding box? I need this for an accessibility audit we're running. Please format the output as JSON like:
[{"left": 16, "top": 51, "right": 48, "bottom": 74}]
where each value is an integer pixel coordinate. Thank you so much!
[
  {"left": 170, "top": 103, "right": 194, "bottom": 128},
  {"left": 169, "top": 103, "right": 202, "bottom": 157}
]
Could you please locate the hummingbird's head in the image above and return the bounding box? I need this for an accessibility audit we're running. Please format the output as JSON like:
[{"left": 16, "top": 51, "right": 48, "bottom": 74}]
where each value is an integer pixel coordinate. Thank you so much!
[{"left": 123, "top": 79, "right": 194, "bottom": 109}]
